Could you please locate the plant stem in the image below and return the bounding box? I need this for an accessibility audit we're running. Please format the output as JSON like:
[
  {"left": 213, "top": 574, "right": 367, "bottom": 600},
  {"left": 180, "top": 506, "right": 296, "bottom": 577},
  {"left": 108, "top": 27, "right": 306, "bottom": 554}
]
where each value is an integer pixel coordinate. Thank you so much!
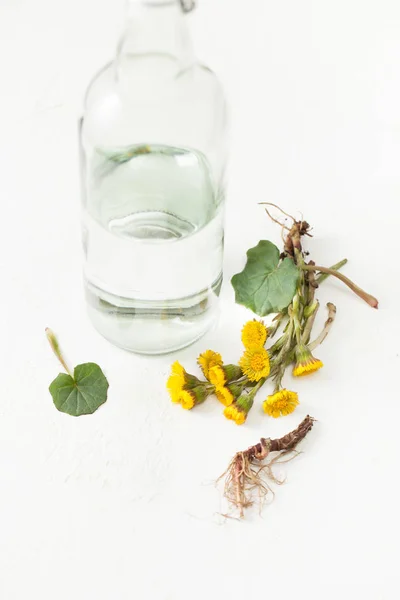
[
  {"left": 45, "top": 328, "right": 73, "bottom": 377},
  {"left": 304, "top": 261, "right": 318, "bottom": 305},
  {"left": 302, "top": 300, "right": 320, "bottom": 345},
  {"left": 252, "top": 378, "right": 266, "bottom": 395},
  {"left": 273, "top": 367, "right": 285, "bottom": 392},
  {"left": 301, "top": 264, "right": 378, "bottom": 308},
  {"left": 269, "top": 334, "right": 286, "bottom": 355},
  {"left": 242, "top": 376, "right": 267, "bottom": 395},
  {"left": 308, "top": 303, "right": 337, "bottom": 350},
  {"left": 291, "top": 295, "right": 303, "bottom": 345},
  {"left": 268, "top": 312, "right": 285, "bottom": 339},
  {"left": 316, "top": 258, "right": 348, "bottom": 284}
]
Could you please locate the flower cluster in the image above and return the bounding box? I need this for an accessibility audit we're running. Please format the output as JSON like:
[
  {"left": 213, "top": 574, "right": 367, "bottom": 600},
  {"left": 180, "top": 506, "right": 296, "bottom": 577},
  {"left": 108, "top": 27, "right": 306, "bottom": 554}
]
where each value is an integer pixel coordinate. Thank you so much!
[
  {"left": 167, "top": 310, "right": 324, "bottom": 425},
  {"left": 166, "top": 208, "right": 375, "bottom": 425},
  {"left": 164, "top": 206, "right": 378, "bottom": 519}
]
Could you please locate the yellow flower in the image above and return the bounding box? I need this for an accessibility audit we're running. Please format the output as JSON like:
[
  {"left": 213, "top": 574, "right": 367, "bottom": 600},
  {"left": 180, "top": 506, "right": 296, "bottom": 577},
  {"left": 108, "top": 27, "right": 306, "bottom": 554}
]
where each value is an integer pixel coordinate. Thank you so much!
[
  {"left": 241, "top": 320, "right": 268, "bottom": 349},
  {"left": 209, "top": 364, "right": 243, "bottom": 387},
  {"left": 223, "top": 404, "right": 247, "bottom": 425},
  {"left": 233, "top": 410, "right": 247, "bottom": 425},
  {"left": 178, "top": 390, "right": 196, "bottom": 410},
  {"left": 293, "top": 358, "right": 323, "bottom": 377},
  {"left": 223, "top": 405, "right": 235, "bottom": 420},
  {"left": 263, "top": 389, "right": 299, "bottom": 418},
  {"left": 233, "top": 409, "right": 246, "bottom": 426},
  {"left": 167, "top": 361, "right": 186, "bottom": 402},
  {"left": 209, "top": 365, "right": 226, "bottom": 387},
  {"left": 239, "top": 347, "right": 270, "bottom": 382},
  {"left": 293, "top": 345, "right": 323, "bottom": 377},
  {"left": 166, "top": 361, "right": 200, "bottom": 403},
  {"left": 197, "top": 350, "right": 223, "bottom": 379},
  {"left": 171, "top": 361, "right": 185, "bottom": 383},
  {"left": 176, "top": 386, "right": 210, "bottom": 410},
  {"left": 223, "top": 393, "right": 254, "bottom": 425},
  {"left": 215, "top": 386, "right": 235, "bottom": 407}
]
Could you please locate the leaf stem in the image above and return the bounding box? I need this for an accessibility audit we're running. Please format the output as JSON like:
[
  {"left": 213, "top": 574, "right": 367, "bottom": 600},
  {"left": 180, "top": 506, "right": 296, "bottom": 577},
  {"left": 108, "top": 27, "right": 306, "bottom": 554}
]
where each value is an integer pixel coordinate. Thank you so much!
[
  {"left": 316, "top": 258, "right": 348, "bottom": 284},
  {"left": 301, "top": 264, "right": 378, "bottom": 309},
  {"left": 46, "top": 328, "right": 73, "bottom": 377}
]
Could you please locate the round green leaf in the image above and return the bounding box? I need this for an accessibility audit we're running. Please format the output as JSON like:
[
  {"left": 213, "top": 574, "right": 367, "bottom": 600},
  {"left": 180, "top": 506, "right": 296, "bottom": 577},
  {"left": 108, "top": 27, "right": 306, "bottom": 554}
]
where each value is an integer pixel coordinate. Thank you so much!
[
  {"left": 231, "top": 240, "right": 299, "bottom": 316},
  {"left": 49, "top": 363, "right": 109, "bottom": 416}
]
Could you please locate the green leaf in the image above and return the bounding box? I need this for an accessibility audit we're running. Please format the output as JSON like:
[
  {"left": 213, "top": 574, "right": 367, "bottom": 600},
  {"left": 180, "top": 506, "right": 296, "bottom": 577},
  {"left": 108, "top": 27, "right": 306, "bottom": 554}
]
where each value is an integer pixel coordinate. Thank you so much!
[
  {"left": 231, "top": 240, "right": 299, "bottom": 316},
  {"left": 49, "top": 363, "right": 109, "bottom": 417}
]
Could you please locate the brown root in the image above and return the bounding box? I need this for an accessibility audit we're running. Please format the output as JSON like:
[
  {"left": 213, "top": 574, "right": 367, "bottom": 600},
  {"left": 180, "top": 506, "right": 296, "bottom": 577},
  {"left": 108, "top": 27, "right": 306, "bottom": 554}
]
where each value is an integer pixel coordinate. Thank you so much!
[
  {"left": 219, "top": 416, "right": 316, "bottom": 518},
  {"left": 284, "top": 220, "right": 312, "bottom": 257},
  {"left": 259, "top": 202, "right": 297, "bottom": 223},
  {"left": 260, "top": 203, "right": 312, "bottom": 258},
  {"left": 263, "top": 207, "right": 291, "bottom": 232}
]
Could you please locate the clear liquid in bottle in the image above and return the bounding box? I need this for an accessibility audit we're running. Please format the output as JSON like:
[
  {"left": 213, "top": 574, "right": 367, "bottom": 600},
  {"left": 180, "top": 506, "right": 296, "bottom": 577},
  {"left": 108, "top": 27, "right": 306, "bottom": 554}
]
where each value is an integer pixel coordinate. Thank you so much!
[{"left": 83, "top": 144, "right": 224, "bottom": 354}]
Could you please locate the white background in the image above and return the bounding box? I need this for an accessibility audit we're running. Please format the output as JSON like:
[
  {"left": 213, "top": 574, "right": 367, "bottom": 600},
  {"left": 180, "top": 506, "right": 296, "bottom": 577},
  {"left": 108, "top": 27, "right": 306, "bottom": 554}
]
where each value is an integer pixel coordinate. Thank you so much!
[{"left": 1, "top": 0, "right": 399, "bottom": 598}]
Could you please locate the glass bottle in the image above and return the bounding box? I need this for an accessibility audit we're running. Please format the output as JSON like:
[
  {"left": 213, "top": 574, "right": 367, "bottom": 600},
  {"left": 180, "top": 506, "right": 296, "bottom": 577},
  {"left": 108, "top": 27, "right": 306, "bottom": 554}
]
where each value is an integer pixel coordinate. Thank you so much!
[{"left": 80, "top": 0, "right": 227, "bottom": 354}]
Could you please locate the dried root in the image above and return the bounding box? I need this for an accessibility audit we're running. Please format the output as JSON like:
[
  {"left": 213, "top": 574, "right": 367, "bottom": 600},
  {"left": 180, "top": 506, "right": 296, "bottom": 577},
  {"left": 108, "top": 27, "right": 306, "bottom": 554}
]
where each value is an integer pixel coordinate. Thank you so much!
[{"left": 219, "top": 415, "right": 316, "bottom": 518}]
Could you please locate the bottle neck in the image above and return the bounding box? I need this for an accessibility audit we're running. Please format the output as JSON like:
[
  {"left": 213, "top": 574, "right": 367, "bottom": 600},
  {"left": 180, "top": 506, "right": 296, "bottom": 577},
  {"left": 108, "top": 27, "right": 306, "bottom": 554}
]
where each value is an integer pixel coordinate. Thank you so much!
[{"left": 118, "top": 0, "right": 194, "bottom": 64}]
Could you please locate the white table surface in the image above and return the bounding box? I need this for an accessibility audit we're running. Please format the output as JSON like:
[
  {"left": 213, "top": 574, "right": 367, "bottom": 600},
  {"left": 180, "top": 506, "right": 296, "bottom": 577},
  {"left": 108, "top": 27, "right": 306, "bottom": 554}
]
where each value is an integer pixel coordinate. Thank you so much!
[{"left": 1, "top": 1, "right": 399, "bottom": 598}]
